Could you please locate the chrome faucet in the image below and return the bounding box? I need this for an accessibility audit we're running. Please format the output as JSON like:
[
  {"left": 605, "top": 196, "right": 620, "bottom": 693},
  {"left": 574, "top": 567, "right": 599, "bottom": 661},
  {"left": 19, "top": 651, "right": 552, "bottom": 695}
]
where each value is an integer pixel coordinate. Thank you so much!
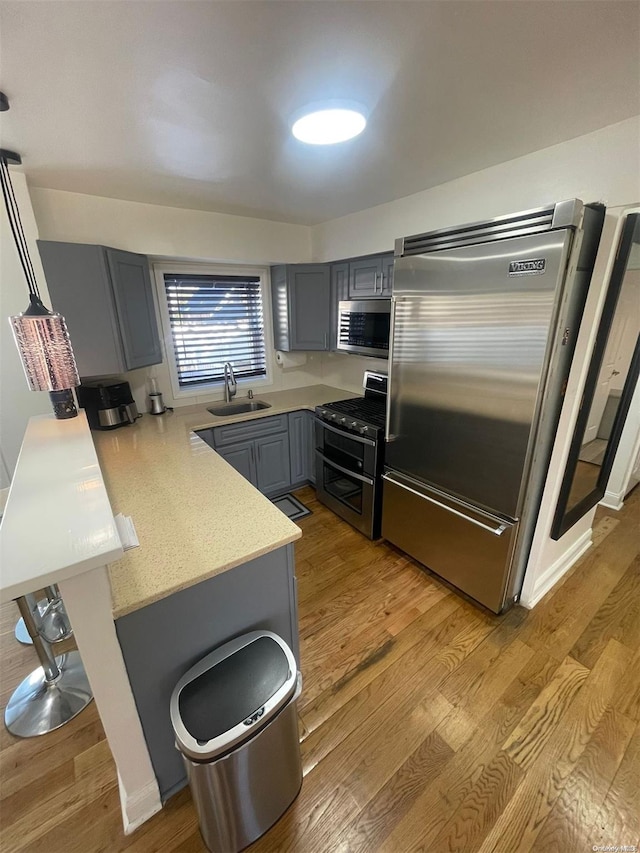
[{"left": 223, "top": 362, "right": 237, "bottom": 403}]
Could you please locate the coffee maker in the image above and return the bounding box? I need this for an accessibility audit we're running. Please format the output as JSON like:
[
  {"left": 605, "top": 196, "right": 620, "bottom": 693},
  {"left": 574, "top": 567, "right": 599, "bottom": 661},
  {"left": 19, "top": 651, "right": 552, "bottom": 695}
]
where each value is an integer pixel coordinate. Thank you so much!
[{"left": 77, "top": 381, "right": 139, "bottom": 430}]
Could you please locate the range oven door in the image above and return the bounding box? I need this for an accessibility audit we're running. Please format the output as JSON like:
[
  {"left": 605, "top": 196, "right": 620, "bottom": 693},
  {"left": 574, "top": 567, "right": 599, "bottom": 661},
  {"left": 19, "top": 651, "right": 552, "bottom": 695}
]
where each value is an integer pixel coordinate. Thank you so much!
[
  {"left": 314, "top": 418, "right": 379, "bottom": 538},
  {"left": 315, "top": 451, "right": 376, "bottom": 538}
]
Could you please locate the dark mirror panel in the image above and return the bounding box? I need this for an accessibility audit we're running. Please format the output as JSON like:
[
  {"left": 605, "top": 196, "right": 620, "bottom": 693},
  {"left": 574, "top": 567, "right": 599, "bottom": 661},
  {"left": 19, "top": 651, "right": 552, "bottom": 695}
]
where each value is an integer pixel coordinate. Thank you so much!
[{"left": 552, "top": 213, "right": 640, "bottom": 539}]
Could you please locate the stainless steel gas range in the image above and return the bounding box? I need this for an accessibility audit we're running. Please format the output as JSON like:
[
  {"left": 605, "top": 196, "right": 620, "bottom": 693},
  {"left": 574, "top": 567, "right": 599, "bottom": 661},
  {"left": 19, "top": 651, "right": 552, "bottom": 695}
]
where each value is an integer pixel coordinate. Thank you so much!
[{"left": 314, "top": 371, "right": 387, "bottom": 539}]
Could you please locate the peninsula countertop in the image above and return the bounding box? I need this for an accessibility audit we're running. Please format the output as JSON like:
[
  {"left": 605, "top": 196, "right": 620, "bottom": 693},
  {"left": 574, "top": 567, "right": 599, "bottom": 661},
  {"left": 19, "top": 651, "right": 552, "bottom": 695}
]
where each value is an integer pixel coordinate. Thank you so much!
[{"left": 93, "top": 384, "right": 352, "bottom": 618}]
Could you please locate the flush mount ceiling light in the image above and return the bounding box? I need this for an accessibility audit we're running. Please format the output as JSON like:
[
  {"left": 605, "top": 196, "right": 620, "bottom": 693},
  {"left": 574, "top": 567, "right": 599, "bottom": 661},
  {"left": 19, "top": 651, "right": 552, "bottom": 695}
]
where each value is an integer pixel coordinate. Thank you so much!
[{"left": 291, "top": 106, "right": 367, "bottom": 145}]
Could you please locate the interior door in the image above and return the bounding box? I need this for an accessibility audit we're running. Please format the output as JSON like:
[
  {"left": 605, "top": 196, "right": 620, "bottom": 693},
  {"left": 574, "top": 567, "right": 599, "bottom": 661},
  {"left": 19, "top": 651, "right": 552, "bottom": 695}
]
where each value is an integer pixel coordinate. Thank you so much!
[{"left": 386, "top": 230, "right": 572, "bottom": 518}]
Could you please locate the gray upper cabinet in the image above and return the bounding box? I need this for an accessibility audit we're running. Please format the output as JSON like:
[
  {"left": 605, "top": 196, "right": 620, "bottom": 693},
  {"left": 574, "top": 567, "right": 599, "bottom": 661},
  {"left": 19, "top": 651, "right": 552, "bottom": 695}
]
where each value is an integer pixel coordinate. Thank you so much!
[
  {"left": 381, "top": 254, "right": 394, "bottom": 296},
  {"left": 347, "top": 254, "right": 394, "bottom": 299},
  {"left": 271, "top": 264, "right": 331, "bottom": 351},
  {"left": 330, "top": 262, "right": 349, "bottom": 352},
  {"left": 38, "top": 240, "right": 162, "bottom": 377},
  {"left": 105, "top": 249, "right": 163, "bottom": 370}
]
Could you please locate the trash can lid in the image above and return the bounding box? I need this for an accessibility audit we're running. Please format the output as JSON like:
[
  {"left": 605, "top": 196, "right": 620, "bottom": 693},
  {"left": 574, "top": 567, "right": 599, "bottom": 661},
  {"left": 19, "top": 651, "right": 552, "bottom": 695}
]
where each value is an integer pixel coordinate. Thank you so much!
[{"left": 170, "top": 631, "right": 299, "bottom": 761}]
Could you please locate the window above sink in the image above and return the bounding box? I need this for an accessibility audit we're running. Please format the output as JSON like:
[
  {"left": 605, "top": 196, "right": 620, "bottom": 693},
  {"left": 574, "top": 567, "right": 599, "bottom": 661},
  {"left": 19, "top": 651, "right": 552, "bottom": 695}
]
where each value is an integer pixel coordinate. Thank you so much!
[{"left": 153, "top": 262, "right": 271, "bottom": 401}]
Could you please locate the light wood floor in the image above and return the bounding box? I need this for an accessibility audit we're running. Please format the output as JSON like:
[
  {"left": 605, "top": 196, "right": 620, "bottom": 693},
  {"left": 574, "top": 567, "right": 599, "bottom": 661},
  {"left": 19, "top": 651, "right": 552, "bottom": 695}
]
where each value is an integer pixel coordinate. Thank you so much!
[{"left": 1, "top": 485, "right": 638, "bottom": 852}]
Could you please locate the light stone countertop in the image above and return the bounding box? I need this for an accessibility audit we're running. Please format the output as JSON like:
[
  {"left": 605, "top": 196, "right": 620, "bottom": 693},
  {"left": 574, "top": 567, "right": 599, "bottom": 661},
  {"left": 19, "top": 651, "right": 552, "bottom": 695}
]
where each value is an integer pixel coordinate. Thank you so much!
[{"left": 93, "top": 384, "right": 354, "bottom": 618}]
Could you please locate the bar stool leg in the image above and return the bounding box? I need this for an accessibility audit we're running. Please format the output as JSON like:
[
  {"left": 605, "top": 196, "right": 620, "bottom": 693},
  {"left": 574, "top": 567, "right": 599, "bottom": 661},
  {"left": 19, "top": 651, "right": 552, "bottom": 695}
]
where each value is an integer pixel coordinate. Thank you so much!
[
  {"left": 5, "top": 596, "right": 93, "bottom": 738},
  {"left": 14, "top": 585, "right": 73, "bottom": 646}
]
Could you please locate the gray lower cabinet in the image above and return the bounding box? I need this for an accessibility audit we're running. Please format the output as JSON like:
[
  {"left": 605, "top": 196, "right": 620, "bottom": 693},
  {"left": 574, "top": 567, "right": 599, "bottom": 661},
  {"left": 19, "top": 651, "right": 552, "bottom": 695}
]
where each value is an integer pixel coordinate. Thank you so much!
[
  {"left": 198, "top": 414, "right": 292, "bottom": 497},
  {"left": 271, "top": 264, "right": 331, "bottom": 351},
  {"left": 348, "top": 253, "right": 394, "bottom": 299},
  {"left": 37, "top": 240, "right": 162, "bottom": 376},
  {"left": 196, "top": 411, "right": 315, "bottom": 496},
  {"left": 288, "top": 410, "right": 315, "bottom": 486},
  {"left": 255, "top": 433, "right": 291, "bottom": 494},
  {"left": 216, "top": 442, "right": 256, "bottom": 485},
  {"left": 115, "top": 543, "right": 298, "bottom": 801}
]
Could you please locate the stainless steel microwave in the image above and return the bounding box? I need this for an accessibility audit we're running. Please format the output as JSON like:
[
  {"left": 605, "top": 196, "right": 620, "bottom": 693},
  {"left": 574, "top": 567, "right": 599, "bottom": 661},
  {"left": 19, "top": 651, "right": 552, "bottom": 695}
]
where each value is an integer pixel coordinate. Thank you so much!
[{"left": 337, "top": 300, "right": 391, "bottom": 358}]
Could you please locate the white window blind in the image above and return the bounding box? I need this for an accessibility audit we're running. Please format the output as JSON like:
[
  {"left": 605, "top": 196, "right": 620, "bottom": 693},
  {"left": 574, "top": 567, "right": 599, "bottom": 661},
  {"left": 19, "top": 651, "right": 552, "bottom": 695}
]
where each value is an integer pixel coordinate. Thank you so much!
[{"left": 164, "top": 273, "right": 267, "bottom": 388}]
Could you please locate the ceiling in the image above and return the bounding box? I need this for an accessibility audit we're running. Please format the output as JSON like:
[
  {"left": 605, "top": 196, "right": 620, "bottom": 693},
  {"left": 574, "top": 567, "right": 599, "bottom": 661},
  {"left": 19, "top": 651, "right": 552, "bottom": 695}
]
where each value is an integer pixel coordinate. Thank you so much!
[{"left": 0, "top": 1, "right": 638, "bottom": 226}]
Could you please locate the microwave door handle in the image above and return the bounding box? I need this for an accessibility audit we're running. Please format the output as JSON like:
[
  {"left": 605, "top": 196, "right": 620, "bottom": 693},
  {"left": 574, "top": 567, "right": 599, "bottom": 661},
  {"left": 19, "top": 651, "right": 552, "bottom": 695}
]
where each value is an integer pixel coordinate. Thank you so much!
[
  {"left": 315, "top": 450, "right": 375, "bottom": 486},
  {"left": 316, "top": 418, "right": 376, "bottom": 446}
]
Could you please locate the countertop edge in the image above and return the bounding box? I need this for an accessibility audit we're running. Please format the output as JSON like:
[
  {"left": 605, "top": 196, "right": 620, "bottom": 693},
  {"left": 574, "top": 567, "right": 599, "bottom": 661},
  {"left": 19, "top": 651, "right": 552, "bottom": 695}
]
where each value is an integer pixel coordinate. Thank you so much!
[{"left": 111, "top": 527, "right": 302, "bottom": 619}]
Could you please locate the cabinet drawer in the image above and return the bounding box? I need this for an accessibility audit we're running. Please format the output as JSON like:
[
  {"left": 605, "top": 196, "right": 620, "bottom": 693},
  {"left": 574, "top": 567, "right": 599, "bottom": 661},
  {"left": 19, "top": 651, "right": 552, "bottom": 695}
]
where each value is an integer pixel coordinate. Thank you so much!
[{"left": 212, "top": 414, "right": 289, "bottom": 447}]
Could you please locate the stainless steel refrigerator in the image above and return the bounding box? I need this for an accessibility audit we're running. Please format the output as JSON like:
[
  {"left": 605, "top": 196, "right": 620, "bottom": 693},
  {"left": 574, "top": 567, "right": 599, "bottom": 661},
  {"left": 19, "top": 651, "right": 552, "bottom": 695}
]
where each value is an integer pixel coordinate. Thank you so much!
[{"left": 382, "top": 199, "right": 605, "bottom": 613}]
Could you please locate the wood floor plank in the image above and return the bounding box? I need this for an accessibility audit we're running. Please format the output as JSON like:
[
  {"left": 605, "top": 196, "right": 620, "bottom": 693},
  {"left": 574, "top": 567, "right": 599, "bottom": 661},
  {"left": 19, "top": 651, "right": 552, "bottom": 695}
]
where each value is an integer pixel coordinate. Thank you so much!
[
  {"left": 1, "top": 483, "right": 637, "bottom": 852},
  {"left": 335, "top": 731, "right": 454, "bottom": 853},
  {"left": 590, "top": 721, "right": 640, "bottom": 849},
  {"left": 298, "top": 592, "right": 464, "bottom": 732},
  {"left": 501, "top": 654, "right": 590, "bottom": 770},
  {"left": 570, "top": 555, "right": 640, "bottom": 669},
  {"left": 534, "top": 706, "right": 636, "bottom": 852},
  {"left": 477, "top": 638, "right": 633, "bottom": 853},
  {"left": 428, "top": 751, "right": 523, "bottom": 853}
]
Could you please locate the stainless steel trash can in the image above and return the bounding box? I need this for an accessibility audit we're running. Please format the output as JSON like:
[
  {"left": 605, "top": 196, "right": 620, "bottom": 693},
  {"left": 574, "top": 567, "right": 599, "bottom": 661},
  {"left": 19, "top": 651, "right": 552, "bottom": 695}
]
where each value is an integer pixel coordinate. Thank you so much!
[{"left": 170, "top": 631, "right": 302, "bottom": 853}]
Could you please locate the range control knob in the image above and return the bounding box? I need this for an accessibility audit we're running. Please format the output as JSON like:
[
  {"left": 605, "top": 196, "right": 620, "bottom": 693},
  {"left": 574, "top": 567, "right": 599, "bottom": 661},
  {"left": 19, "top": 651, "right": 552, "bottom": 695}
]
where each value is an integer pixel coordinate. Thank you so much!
[
  {"left": 350, "top": 421, "right": 358, "bottom": 429},
  {"left": 340, "top": 417, "right": 347, "bottom": 425},
  {"left": 359, "top": 425, "right": 369, "bottom": 435},
  {"left": 330, "top": 413, "right": 337, "bottom": 420},
  {"left": 320, "top": 409, "right": 327, "bottom": 417}
]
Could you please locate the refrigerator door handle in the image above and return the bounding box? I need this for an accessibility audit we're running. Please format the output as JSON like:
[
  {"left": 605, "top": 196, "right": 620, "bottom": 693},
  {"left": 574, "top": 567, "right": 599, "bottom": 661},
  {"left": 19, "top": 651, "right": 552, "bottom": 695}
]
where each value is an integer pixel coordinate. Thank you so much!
[{"left": 382, "top": 473, "right": 509, "bottom": 536}]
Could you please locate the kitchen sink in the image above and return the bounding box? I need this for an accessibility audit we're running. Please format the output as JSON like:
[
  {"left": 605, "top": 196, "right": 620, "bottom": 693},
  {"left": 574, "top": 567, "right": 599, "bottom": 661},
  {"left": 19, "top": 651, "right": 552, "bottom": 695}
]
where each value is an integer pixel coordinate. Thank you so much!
[{"left": 207, "top": 400, "right": 271, "bottom": 417}]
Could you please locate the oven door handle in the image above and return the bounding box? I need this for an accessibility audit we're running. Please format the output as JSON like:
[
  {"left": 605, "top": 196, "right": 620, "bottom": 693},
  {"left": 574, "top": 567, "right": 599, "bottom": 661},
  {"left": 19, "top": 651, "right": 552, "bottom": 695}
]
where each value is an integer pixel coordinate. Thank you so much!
[
  {"left": 315, "top": 417, "right": 376, "bottom": 447},
  {"left": 315, "top": 450, "right": 375, "bottom": 486}
]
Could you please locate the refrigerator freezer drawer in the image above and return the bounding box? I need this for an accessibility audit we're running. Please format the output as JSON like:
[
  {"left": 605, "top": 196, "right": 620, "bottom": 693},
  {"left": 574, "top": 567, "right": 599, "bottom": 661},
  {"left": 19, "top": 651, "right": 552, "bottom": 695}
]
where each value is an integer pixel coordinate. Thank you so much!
[{"left": 382, "top": 472, "right": 518, "bottom": 613}]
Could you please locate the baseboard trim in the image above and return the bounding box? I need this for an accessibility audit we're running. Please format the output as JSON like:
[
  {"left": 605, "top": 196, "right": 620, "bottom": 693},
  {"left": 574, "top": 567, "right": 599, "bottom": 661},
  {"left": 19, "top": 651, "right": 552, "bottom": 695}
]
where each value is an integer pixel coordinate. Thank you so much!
[
  {"left": 118, "top": 773, "right": 163, "bottom": 835},
  {"left": 599, "top": 488, "right": 624, "bottom": 511},
  {"left": 519, "top": 529, "right": 592, "bottom": 610}
]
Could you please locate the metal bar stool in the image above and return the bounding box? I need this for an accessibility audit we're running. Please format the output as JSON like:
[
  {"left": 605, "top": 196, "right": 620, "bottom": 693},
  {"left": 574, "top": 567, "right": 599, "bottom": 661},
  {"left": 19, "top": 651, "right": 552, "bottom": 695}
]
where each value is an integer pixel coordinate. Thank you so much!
[
  {"left": 14, "top": 585, "right": 73, "bottom": 645},
  {"left": 5, "top": 594, "right": 93, "bottom": 738}
]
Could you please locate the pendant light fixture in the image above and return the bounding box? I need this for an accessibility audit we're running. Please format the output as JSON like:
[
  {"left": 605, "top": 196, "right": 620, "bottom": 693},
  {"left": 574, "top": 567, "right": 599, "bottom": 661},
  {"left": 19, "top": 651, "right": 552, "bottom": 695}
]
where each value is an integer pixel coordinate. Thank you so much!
[{"left": 1, "top": 94, "right": 79, "bottom": 419}]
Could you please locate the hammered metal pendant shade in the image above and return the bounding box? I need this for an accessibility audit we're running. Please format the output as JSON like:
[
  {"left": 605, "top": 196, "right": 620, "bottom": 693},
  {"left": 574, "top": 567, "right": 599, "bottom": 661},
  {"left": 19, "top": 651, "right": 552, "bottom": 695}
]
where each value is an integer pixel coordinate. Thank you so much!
[{"left": 10, "top": 309, "right": 79, "bottom": 392}]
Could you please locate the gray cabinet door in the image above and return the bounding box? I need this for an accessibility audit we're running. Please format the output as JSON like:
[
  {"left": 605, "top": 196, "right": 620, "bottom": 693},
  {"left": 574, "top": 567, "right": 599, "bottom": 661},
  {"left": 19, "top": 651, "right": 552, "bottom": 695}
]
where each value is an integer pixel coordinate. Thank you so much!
[
  {"left": 216, "top": 442, "right": 256, "bottom": 486},
  {"left": 306, "top": 411, "right": 316, "bottom": 485},
  {"left": 270, "top": 265, "right": 289, "bottom": 351},
  {"left": 289, "top": 266, "right": 331, "bottom": 351},
  {"left": 381, "top": 254, "right": 395, "bottom": 296},
  {"left": 288, "top": 411, "right": 311, "bottom": 485},
  {"left": 38, "top": 240, "right": 162, "bottom": 377},
  {"left": 348, "top": 257, "right": 383, "bottom": 298},
  {"left": 105, "top": 249, "right": 162, "bottom": 370},
  {"left": 38, "top": 241, "right": 126, "bottom": 376},
  {"left": 255, "top": 432, "right": 291, "bottom": 495},
  {"left": 330, "top": 262, "right": 349, "bottom": 351},
  {"left": 271, "top": 264, "right": 330, "bottom": 352}
]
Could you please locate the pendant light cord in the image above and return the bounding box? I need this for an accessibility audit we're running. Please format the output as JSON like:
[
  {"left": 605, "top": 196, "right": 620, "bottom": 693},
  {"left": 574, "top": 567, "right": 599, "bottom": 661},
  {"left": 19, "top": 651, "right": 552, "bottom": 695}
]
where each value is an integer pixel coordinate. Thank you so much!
[{"left": 0, "top": 156, "right": 41, "bottom": 300}]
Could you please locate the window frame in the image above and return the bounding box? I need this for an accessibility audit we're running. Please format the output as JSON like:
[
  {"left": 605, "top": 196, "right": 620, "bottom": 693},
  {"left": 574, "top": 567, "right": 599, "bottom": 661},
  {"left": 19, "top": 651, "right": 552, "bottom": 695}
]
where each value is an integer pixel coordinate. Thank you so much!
[{"left": 153, "top": 262, "right": 273, "bottom": 401}]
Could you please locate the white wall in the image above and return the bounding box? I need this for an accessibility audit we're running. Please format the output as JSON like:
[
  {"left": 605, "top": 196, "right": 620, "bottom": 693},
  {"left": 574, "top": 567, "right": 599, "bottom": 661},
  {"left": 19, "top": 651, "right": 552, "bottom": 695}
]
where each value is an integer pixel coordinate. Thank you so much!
[
  {"left": 312, "top": 116, "right": 640, "bottom": 260},
  {"left": 0, "top": 171, "right": 54, "bottom": 486},
  {"left": 31, "top": 188, "right": 312, "bottom": 266}
]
